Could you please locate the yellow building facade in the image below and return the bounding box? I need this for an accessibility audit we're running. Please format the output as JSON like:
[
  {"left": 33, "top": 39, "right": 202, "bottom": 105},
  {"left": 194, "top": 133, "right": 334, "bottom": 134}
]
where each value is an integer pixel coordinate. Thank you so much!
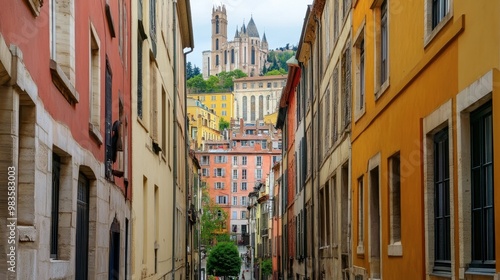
[
  {"left": 188, "top": 92, "right": 234, "bottom": 121},
  {"left": 352, "top": 1, "right": 500, "bottom": 279},
  {"left": 131, "top": 0, "right": 193, "bottom": 279},
  {"left": 187, "top": 97, "right": 223, "bottom": 150}
]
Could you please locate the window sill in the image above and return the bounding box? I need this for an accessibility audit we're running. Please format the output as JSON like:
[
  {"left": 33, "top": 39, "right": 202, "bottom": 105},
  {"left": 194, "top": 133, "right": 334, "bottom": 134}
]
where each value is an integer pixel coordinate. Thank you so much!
[
  {"left": 356, "top": 244, "right": 364, "bottom": 255},
  {"left": 387, "top": 243, "right": 403, "bottom": 256},
  {"left": 354, "top": 106, "right": 366, "bottom": 123},
  {"left": 375, "top": 79, "right": 390, "bottom": 101},
  {"left": 50, "top": 59, "right": 79, "bottom": 105},
  {"left": 137, "top": 116, "right": 149, "bottom": 132},
  {"left": 89, "top": 123, "right": 103, "bottom": 145}
]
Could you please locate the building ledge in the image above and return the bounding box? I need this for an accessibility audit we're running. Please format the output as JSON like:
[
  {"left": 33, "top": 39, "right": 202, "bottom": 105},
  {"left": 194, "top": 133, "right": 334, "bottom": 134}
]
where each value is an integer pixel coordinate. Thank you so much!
[{"left": 50, "top": 59, "right": 79, "bottom": 105}]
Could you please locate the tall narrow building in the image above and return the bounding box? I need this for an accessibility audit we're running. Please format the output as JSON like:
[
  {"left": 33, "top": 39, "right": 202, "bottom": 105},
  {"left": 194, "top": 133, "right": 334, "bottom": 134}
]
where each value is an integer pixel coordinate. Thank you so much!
[
  {"left": 0, "top": 0, "right": 132, "bottom": 278},
  {"left": 131, "top": 0, "right": 193, "bottom": 279}
]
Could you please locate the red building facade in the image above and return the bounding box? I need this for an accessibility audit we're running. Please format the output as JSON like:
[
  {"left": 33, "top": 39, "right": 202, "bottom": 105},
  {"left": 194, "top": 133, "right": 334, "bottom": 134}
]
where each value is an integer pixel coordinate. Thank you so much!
[{"left": 0, "top": 0, "right": 131, "bottom": 278}]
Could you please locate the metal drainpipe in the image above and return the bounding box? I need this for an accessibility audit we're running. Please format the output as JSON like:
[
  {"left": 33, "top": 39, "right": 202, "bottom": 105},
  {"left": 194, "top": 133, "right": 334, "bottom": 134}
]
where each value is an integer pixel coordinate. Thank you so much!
[
  {"left": 313, "top": 13, "right": 322, "bottom": 280},
  {"left": 197, "top": 171, "right": 202, "bottom": 280},
  {"left": 301, "top": 62, "right": 308, "bottom": 280},
  {"left": 172, "top": 0, "right": 178, "bottom": 278},
  {"left": 184, "top": 47, "right": 194, "bottom": 280}
]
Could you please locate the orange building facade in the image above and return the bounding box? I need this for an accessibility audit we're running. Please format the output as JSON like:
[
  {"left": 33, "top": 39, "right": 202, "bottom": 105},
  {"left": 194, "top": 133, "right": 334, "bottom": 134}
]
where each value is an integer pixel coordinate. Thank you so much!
[{"left": 351, "top": 0, "right": 500, "bottom": 279}]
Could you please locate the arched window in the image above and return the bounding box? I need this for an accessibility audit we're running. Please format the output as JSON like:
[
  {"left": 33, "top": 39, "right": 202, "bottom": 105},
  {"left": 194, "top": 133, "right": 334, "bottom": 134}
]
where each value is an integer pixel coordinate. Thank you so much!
[
  {"left": 216, "top": 55, "right": 219, "bottom": 66},
  {"left": 266, "top": 95, "right": 270, "bottom": 110},
  {"left": 231, "top": 49, "right": 235, "bottom": 64},
  {"left": 215, "top": 16, "right": 219, "bottom": 34},
  {"left": 251, "top": 47, "right": 256, "bottom": 65},
  {"left": 259, "top": 95, "right": 264, "bottom": 119},
  {"left": 251, "top": 95, "right": 256, "bottom": 121},
  {"left": 216, "top": 39, "right": 219, "bottom": 50},
  {"left": 224, "top": 50, "right": 227, "bottom": 64},
  {"left": 243, "top": 96, "right": 248, "bottom": 121}
]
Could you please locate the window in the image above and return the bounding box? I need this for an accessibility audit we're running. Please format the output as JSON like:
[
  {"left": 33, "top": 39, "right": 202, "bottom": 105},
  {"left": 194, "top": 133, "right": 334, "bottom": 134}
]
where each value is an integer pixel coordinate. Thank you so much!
[
  {"left": 251, "top": 96, "right": 256, "bottom": 121},
  {"left": 432, "top": 0, "right": 449, "bottom": 29},
  {"left": 149, "top": 0, "right": 157, "bottom": 55},
  {"left": 215, "top": 155, "right": 227, "bottom": 163},
  {"left": 76, "top": 173, "right": 90, "bottom": 279},
  {"left": 273, "top": 82, "right": 277, "bottom": 87},
  {"left": 232, "top": 197, "right": 238, "bottom": 206},
  {"left": 267, "top": 82, "right": 271, "bottom": 88},
  {"left": 233, "top": 156, "right": 238, "bottom": 165},
  {"left": 211, "top": 95, "right": 217, "bottom": 101},
  {"left": 104, "top": 62, "right": 113, "bottom": 179},
  {"left": 231, "top": 49, "right": 235, "bottom": 63},
  {"left": 241, "top": 197, "right": 248, "bottom": 206},
  {"left": 433, "top": 128, "right": 451, "bottom": 271},
  {"left": 357, "top": 176, "right": 364, "bottom": 253},
  {"left": 202, "top": 168, "right": 209, "bottom": 177},
  {"left": 259, "top": 95, "right": 264, "bottom": 120},
  {"left": 216, "top": 196, "right": 228, "bottom": 204},
  {"left": 241, "top": 182, "right": 247, "bottom": 191},
  {"left": 201, "top": 156, "right": 210, "bottom": 165},
  {"left": 89, "top": 25, "right": 101, "bottom": 139},
  {"left": 242, "top": 156, "right": 248, "bottom": 165},
  {"left": 242, "top": 169, "right": 247, "bottom": 180},
  {"left": 222, "top": 103, "right": 227, "bottom": 108},
  {"left": 354, "top": 28, "right": 365, "bottom": 120},
  {"left": 380, "top": 1, "right": 388, "bottom": 85},
  {"left": 49, "top": 0, "right": 81, "bottom": 103},
  {"left": 50, "top": 153, "right": 61, "bottom": 259},
  {"left": 233, "top": 169, "right": 238, "bottom": 179},
  {"left": 470, "top": 101, "right": 494, "bottom": 268},
  {"left": 251, "top": 47, "right": 256, "bottom": 64},
  {"left": 222, "top": 111, "right": 227, "bottom": 116},
  {"left": 215, "top": 15, "right": 219, "bottom": 34},
  {"left": 256, "top": 169, "right": 262, "bottom": 180},
  {"left": 319, "top": 182, "right": 331, "bottom": 248},
  {"left": 211, "top": 104, "right": 216, "bottom": 109},
  {"left": 216, "top": 55, "right": 219, "bottom": 66},
  {"left": 232, "top": 182, "right": 238, "bottom": 192},
  {"left": 332, "top": 66, "right": 339, "bottom": 143},
  {"left": 214, "top": 168, "right": 225, "bottom": 177},
  {"left": 241, "top": 211, "right": 247, "bottom": 219},
  {"left": 243, "top": 83, "right": 247, "bottom": 89},
  {"left": 215, "top": 182, "right": 225, "bottom": 189},
  {"left": 241, "top": 224, "right": 248, "bottom": 233},
  {"left": 259, "top": 82, "right": 263, "bottom": 88},
  {"left": 222, "top": 95, "right": 226, "bottom": 101},
  {"left": 256, "top": 156, "right": 262, "bottom": 167},
  {"left": 232, "top": 211, "right": 237, "bottom": 219},
  {"left": 389, "top": 153, "right": 402, "bottom": 255},
  {"left": 243, "top": 96, "right": 248, "bottom": 120},
  {"left": 216, "top": 39, "right": 219, "bottom": 50}
]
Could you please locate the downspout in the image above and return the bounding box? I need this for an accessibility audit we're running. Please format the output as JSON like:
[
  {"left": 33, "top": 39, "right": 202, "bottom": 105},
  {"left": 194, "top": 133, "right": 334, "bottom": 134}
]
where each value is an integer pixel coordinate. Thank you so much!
[
  {"left": 313, "top": 14, "right": 321, "bottom": 280},
  {"left": 184, "top": 47, "right": 194, "bottom": 280},
  {"left": 172, "top": 0, "right": 178, "bottom": 279},
  {"left": 197, "top": 171, "right": 202, "bottom": 280},
  {"left": 301, "top": 62, "right": 307, "bottom": 280}
]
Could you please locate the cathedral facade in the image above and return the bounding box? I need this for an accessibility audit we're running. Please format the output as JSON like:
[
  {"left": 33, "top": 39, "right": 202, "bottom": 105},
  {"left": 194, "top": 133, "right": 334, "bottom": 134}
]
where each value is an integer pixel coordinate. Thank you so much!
[{"left": 202, "top": 5, "right": 269, "bottom": 79}]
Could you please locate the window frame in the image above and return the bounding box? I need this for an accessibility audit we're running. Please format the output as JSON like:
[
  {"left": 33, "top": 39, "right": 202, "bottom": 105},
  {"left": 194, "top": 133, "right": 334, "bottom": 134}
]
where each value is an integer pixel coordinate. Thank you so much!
[{"left": 424, "top": 0, "right": 453, "bottom": 47}]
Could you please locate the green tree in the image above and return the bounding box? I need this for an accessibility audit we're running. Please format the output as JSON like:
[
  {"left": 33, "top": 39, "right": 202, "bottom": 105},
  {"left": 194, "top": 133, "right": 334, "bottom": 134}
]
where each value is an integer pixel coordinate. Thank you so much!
[
  {"left": 186, "top": 74, "right": 206, "bottom": 93},
  {"left": 261, "top": 258, "right": 272, "bottom": 278},
  {"left": 207, "top": 242, "right": 242, "bottom": 278},
  {"left": 186, "top": 62, "right": 194, "bottom": 80},
  {"left": 265, "top": 69, "right": 287, "bottom": 76},
  {"left": 219, "top": 117, "right": 230, "bottom": 131},
  {"left": 193, "top": 65, "right": 201, "bottom": 76},
  {"left": 200, "top": 184, "right": 229, "bottom": 247}
]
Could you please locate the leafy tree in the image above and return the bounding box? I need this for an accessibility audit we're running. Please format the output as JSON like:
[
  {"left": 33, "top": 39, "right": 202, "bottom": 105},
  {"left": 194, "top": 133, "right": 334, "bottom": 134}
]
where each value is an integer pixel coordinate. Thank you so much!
[
  {"left": 200, "top": 184, "right": 229, "bottom": 247},
  {"left": 219, "top": 117, "right": 230, "bottom": 131},
  {"left": 186, "top": 74, "right": 206, "bottom": 93},
  {"left": 207, "top": 242, "right": 242, "bottom": 278},
  {"left": 186, "top": 62, "right": 194, "bottom": 79},
  {"left": 261, "top": 258, "right": 272, "bottom": 278},
  {"left": 265, "top": 69, "right": 286, "bottom": 76}
]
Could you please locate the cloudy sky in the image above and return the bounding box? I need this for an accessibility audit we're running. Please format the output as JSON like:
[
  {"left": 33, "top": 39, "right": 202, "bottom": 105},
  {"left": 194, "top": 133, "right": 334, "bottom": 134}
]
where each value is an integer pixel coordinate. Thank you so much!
[{"left": 188, "top": 0, "right": 312, "bottom": 68}]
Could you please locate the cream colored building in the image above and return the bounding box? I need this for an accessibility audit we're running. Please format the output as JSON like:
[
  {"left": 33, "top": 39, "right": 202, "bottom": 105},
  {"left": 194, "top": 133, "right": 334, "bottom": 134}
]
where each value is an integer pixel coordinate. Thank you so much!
[
  {"left": 131, "top": 0, "right": 193, "bottom": 279},
  {"left": 233, "top": 75, "right": 286, "bottom": 122}
]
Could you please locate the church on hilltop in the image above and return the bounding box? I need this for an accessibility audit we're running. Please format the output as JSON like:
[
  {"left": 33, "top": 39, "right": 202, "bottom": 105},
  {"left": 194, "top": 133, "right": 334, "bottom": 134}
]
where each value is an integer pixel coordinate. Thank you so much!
[{"left": 202, "top": 5, "right": 269, "bottom": 79}]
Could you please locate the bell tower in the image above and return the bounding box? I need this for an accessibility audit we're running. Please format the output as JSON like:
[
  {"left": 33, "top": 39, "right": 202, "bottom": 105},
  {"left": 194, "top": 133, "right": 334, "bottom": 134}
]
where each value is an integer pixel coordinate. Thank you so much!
[{"left": 211, "top": 5, "right": 228, "bottom": 75}]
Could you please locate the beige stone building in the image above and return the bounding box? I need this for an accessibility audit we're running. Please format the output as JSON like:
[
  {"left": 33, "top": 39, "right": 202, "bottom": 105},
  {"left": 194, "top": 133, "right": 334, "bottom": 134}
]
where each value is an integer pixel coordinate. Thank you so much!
[
  {"left": 131, "top": 0, "right": 193, "bottom": 279},
  {"left": 233, "top": 75, "right": 286, "bottom": 123}
]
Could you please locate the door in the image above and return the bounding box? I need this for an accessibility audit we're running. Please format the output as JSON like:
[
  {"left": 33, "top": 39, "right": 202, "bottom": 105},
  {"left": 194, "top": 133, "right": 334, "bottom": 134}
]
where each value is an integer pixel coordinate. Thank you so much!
[{"left": 76, "top": 173, "right": 90, "bottom": 280}]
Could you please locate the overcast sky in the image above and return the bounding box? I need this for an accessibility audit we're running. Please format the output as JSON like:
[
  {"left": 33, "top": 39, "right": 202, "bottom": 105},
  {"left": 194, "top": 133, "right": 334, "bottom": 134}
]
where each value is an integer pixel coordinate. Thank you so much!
[{"left": 188, "top": 0, "right": 312, "bottom": 68}]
